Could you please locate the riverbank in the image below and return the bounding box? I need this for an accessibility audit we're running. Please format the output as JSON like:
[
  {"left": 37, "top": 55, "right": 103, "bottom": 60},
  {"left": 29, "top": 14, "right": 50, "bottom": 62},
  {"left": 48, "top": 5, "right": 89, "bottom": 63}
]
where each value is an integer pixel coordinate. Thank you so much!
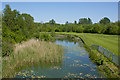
[
  {"left": 56, "top": 32, "right": 118, "bottom": 56},
  {"left": 56, "top": 32, "right": 119, "bottom": 78},
  {"left": 2, "top": 39, "right": 64, "bottom": 78},
  {"left": 84, "top": 45, "right": 119, "bottom": 78}
]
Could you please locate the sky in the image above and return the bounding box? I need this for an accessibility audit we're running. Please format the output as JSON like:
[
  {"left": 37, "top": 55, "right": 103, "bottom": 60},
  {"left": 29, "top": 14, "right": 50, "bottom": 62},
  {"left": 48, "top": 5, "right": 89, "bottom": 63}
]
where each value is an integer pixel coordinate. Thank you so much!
[
  {"left": 1, "top": 0, "right": 120, "bottom": 2},
  {"left": 2, "top": 2, "right": 118, "bottom": 24}
]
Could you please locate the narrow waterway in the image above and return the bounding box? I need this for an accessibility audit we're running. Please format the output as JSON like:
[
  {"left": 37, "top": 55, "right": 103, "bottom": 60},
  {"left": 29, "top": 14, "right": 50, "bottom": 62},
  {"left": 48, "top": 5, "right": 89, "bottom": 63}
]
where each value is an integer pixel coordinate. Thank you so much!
[{"left": 15, "top": 39, "right": 104, "bottom": 78}]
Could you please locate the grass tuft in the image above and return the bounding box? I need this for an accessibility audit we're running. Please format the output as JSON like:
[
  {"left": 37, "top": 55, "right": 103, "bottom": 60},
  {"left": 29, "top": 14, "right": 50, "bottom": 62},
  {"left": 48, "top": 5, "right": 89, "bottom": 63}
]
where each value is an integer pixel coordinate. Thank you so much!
[{"left": 2, "top": 39, "right": 64, "bottom": 78}]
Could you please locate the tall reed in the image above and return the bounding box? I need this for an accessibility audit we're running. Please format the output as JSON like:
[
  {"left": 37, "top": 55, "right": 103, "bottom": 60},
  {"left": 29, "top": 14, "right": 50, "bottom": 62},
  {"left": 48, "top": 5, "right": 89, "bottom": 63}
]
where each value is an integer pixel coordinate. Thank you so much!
[{"left": 2, "top": 39, "right": 64, "bottom": 78}]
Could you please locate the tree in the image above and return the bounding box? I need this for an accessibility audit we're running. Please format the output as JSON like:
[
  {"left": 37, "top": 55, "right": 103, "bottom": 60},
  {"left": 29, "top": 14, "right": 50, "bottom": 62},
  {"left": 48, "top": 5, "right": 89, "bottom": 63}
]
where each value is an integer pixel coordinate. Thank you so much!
[
  {"left": 21, "top": 13, "right": 34, "bottom": 38},
  {"left": 3, "top": 5, "right": 13, "bottom": 27},
  {"left": 99, "top": 17, "right": 110, "bottom": 24},
  {"left": 49, "top": 19, "right": 55, "bottom": 24},
  {"left": 65, "top": 21, "right": 69, "bottom": 25},
  {"left": 104, "top": 23, "right": 118, "bottom": 34},
  {"left": 88, "top": 18, "right": 92, "bottom": 24},
  {"left": 83, "top": 24, "right": 92, "bottom": 33},
  {"left": 79, "top": 18, "right": 87, "bottom": 24},
  {"left": 74, "top": 21, "right": 77, "bottom": 24},
  {"left": 92, "top": 23, "right": 102, "bottom": 33},
  {"left": 76, "top": 25, "right": 84, "bottom": 33},
  {"left": 78, "top": 18, "right": 92, "bottom": 24}
]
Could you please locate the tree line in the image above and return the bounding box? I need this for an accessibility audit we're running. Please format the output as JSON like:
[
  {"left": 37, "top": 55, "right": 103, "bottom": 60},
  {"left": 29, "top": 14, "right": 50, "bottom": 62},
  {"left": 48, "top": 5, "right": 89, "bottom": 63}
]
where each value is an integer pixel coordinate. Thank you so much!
[
  {"left": 2, "top": 5, "right": 119, "bottom": 56},
  {"left": 37, "top": 17, "right": 119, "bottom": 34}
]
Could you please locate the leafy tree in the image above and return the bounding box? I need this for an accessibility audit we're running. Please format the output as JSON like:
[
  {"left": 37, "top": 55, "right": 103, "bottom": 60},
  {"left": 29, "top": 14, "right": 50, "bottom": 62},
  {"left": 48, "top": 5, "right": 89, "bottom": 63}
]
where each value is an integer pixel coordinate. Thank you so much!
[
  {"left": 104, "top": 23, "right": 118, "bottom": 34},
  {"left": 65, "top": 21, "right": 69, "bottom": 25},
  {"left": 2, "top": 4, "right": 119, "bottom": 57},
  {"left": 109, "top": 24, "right": 118, "bottom": 34},
  {"left": 72, "top": 25, "right": 78, "bottom": 32},
  {"left": 88, "top": 18, "right": 92, "bottom": 24},
  {"left": 92, "top": 23, "right": 102, "bottom": 33},
  {"left": 79, "top": 18, "right": 87, "bottom": 24},
  {"left": 83, "top": 24, "right": 92, "bottom": 33},
  {"left": 74, "top": 21, "right": 77, "bottom": 24},
  {"left": 21, "top": 13, "right": 34, "bottom": 38},
  {"left": 76, "top": 25, "right": 84, "bottom": 33},
  {"left": 49, "top": 19, "right": 55, "bottom": 24},
  {"left": 79, "top": 18, "right": 92, "bottom": 24},
  {"left": 3, "top": 5, "right": 13, "bottom": 27},
  {"left": 99, "top": 17, "right": 110, "bottom": 24}
]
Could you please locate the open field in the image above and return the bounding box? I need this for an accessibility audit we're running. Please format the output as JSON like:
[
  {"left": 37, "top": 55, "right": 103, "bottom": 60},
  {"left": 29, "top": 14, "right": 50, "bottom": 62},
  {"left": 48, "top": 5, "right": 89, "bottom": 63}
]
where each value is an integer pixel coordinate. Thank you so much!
[{"left": 56, "top": 32, "right": 118, "bottom": 56}]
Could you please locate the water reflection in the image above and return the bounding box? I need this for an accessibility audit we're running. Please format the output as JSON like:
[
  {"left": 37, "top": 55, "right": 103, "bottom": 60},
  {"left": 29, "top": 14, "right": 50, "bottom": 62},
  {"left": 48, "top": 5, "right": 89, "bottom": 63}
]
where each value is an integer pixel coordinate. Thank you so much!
[{"left": 14, "top": 39, "right": 104, "bottom": 78}]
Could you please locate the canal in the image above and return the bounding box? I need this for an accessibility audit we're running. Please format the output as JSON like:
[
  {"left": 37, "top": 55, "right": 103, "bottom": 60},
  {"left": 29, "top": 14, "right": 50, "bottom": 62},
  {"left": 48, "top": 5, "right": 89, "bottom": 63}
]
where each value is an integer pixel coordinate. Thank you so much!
[{"left": 15, "top": 39, "right": 104, "bottom": 78}]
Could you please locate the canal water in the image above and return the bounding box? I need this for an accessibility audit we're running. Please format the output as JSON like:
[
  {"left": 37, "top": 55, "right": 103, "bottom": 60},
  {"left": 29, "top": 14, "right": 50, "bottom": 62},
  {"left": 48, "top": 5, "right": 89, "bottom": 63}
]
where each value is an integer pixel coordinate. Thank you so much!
[{"left": 15, "top": 39, "right": 104, "bottom": 78}]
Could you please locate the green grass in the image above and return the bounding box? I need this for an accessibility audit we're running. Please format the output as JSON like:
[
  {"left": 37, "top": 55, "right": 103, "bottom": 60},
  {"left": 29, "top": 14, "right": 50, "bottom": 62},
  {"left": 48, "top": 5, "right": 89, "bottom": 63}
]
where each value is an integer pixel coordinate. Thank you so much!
[
  {"left": 56, "top": 32, "right": 119, "bottom": 78},
  {"left": 2, "top": 39, "right": 64, "bottom": 78},
  {"left": 56, "top": 32, "right": 118, "bottom": 56}
]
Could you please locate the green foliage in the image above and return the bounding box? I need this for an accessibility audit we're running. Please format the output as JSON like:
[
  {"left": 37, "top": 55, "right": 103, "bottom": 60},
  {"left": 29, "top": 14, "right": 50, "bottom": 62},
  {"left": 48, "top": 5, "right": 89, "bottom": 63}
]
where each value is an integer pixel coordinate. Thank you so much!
[
  {"left": 2, "top": 41, "right": 14, "bottom": 56},
  {"left": 79, "top": 18, "right": 92, "bottom": 24},
  {"left": 55, "top": 28, "right": 61, "bottom": 32},
  {"left": 2, "top": 4, "right": 119, "bottom": 57},
  {"left": 74, "top": 21, "right": 77, "bottom": 24},
  {"left": 2, "top": 5, "right": 40, "bottom": 56},
  {"left": 65, "top": 21, "right": 69, "bottom": 25},
  {"left": 2, "top": 39, "right": 64, "bottom": 78},
  {"left": 33, "top": 17, "right": 118, "bottom": 35},
  {"left": 57, "top": 32, "right": 118, "bottom": 56},
  {"left": 51, "top": 29, "right": 56, "bottom": 37},
  {"left": 96, "top": 57, "right": 104, "bottom": 65},
  {"left": 76, "top": 25, "right": 84, "bottom": 33},
  {"left": 39, "top": 33, "right": 54, "bottom": 41},
  {"left": 49, "top": 19, "right": 55, "bottom": 24},
  {"left": 99, "top": 17, "right": 110, "bottom": 24},
  {"left": 92, "top": 23, "right": 102, "bottom": 33}
]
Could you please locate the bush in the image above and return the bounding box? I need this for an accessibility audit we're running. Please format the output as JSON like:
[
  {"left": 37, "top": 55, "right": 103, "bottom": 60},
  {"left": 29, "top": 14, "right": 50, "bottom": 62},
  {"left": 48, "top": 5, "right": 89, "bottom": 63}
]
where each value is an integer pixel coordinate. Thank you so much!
[
  {"left": 51, "top": 29, "right": 56, "bottom": 37},
  {"left": 96, "top": 58, "right": 103, "bottom": 65},
  {"left": 39, "top": 33, "right": 54, "bottom": 41},
  {"left": 2, "top": 41, "right": 14, "bottom": 56}
]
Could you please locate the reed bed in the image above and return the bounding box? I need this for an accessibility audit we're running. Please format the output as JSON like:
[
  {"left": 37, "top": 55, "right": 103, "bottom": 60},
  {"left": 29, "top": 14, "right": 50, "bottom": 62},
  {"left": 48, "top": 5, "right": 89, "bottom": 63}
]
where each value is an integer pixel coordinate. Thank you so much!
[{"left": 2, "top": 39, "right": 64, "bottom": 78}]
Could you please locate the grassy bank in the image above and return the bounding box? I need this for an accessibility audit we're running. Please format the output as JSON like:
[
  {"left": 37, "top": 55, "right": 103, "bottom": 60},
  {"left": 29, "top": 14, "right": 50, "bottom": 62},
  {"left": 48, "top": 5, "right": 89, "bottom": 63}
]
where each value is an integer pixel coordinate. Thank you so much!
[
  {"left": 56, "top": 32, "right": 119, "bottom": 78},
  {"left": 56, "top": 32, "right": 118, "bottom": 56},
  {"left": 2, "top": 39, "right": 64, "bottom": 78},
  {"left": 84, "top": 45, "right": 119, "bottom": 78}
]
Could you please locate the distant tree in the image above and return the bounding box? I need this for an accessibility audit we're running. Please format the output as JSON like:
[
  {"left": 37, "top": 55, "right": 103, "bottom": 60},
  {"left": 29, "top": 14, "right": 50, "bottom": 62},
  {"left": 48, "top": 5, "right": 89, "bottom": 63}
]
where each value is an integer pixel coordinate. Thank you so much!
[
  {"left": 76, "top": 25, "right": 84, "bottom": 33},
  {"left": 92, "top": 23, "right": 102, "bottom": 33},
  {"left": 79, "top": 18, "right": 87, "bottom": 24},
  {"left": 88, "top": 18, "right": 92, "bottom": 24},
  {"left": 99, "top": 17, "right": 110, "bottom": 24},
  {"left": 74, "top": 21, "right": 77, "bottom": 24},
  {"left": 104, "top": 23, "right": 118, "bottom": 34},
  {"left": 49, "top": 19, "right": 55, "bottom": 24},
  {"left": 83, "top": 24, "right": 92, "bottom": 33},
  {"left": 78, "top": 18, "right": 92, "bottom": 24},
  {"left": 65, "top": 21, "right": 69, "bottom": 25}
]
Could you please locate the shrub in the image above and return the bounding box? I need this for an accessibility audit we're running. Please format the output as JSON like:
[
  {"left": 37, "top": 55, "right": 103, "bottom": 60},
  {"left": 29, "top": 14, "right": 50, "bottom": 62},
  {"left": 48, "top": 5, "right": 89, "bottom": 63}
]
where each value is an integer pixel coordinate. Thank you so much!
[
  {"left": 39, "top": 33, "right": 54, "bottom": 41},
  {"left": 51, "top": 29, "right": 56, "bottom": 37},
  {"left": 2, "top": 41, "right": 14, "bottom": 56}
]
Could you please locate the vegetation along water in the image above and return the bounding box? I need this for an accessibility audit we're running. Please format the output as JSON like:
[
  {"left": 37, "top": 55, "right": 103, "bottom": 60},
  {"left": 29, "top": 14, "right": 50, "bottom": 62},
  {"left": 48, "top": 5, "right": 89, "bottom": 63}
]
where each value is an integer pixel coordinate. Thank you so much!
[{"left": 1, "top": 4, "right": 119, "bottom": 79}]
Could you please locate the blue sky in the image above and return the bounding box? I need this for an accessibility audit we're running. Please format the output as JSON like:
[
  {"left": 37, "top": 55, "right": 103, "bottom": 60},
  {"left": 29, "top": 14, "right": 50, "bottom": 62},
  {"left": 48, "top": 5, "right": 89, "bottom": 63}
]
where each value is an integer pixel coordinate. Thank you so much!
[{"left": 2, "top": 2, "right": 118, "bottom": 24}]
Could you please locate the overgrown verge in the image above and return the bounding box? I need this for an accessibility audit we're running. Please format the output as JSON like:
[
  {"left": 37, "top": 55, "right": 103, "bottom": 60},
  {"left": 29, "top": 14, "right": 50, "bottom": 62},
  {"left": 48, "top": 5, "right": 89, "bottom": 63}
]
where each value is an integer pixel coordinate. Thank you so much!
[
  {"left": 57, "top": 32, "right": 119, "bottom": 78},
  {"left": 2, "top": 31, "right": 56, "bottom": 56},
  {"left": 2, "top": 39, "right": 64, "bottom": 78},
  {"left": 58, "top": 33, "right": 120, "bottom": 78},
  {"left": 84, "top": 44, "right": 120, "bottom": 78}
]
